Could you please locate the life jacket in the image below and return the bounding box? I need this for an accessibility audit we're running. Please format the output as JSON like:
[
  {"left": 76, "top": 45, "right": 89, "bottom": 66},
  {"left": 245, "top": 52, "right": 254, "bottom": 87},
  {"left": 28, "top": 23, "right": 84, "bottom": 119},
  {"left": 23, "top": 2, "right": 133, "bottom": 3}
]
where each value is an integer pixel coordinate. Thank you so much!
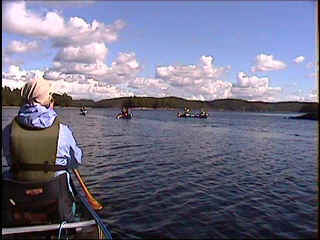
[
  {"left": 10, "top": 116, "right": 67, "bottom": 181},
  {"left": 4, "top": 117, "right": 78, "bottom": 228}
]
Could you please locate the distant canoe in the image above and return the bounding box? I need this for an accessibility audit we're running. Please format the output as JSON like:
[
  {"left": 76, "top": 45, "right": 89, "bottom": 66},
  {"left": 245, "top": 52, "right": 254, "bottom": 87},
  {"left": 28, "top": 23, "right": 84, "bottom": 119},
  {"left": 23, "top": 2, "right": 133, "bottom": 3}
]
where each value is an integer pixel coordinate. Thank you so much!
[
  {"left": 177, "top": 112, "right": 208, "bottom": 119},
  {"left": 288, "top": 112, "right": 318, "bottom": 120},
  {"left": 80, "top": 110, "right": 87, "bottom": 116},
  {"left": 116, "top": 113, "right": 132, "bottom": 119}
]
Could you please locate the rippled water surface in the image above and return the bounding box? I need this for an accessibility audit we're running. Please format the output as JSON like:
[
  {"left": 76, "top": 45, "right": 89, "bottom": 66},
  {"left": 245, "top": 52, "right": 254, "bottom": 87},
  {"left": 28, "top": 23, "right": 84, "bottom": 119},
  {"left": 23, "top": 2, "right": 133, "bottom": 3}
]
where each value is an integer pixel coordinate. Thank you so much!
[{"left": 2, "top": 107, "right": 318, "bottom": 239}]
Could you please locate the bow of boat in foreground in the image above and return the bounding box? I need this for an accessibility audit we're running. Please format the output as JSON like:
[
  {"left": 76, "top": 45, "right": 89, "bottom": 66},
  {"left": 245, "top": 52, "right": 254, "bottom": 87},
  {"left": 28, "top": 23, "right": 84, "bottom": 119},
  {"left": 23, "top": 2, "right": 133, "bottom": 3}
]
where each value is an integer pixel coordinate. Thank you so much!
[{"left": 2, "top": 173, "right": 112, "bottom": 240}]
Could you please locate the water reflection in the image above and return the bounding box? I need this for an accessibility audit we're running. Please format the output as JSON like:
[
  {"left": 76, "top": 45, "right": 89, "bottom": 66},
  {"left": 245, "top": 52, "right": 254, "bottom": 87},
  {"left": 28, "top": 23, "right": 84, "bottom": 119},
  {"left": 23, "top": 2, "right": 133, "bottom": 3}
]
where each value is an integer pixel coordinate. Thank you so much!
[{"left": 2, "top": 107, "right": 317, "bottom": 239}]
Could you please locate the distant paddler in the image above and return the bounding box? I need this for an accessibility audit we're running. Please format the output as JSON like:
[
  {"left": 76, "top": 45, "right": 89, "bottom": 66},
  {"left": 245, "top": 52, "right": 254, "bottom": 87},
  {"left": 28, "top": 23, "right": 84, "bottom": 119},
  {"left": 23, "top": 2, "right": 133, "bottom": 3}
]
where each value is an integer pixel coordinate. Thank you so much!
[
  {"left": 116, "top": 107, "right": 132, "bottom": 119},
  {"left": 197, "top": 108, "right": 209, "bottom": 118},
  {"left": 177, "top": 106, "right": 192, "bottom": 118},
  {"left": 80, "top": 106, "right": 87, "bottom": 115}
]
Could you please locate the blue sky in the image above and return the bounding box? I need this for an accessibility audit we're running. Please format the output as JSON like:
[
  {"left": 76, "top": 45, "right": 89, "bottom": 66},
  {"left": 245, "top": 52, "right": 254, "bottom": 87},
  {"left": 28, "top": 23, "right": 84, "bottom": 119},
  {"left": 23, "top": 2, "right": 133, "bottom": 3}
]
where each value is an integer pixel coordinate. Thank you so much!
[{"left": 2, "top": 1, "right": 318, "bottom": 102}]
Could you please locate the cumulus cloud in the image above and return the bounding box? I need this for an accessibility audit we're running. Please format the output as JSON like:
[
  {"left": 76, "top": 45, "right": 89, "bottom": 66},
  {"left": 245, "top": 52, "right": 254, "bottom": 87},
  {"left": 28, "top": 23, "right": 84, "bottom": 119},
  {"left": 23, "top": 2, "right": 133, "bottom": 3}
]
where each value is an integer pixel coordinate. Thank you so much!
[
  {"left": 50, "top": 78, "right": 133, "bottom": 100},
  {"left": 281, "top": 89, "right": 318, "bottom": 102},
  {"left": 236, "top": 72, "right": 268, "bottom": 88},
  {"left": 155, "top": 55, "right": 232, "bottom": 100},
  {"left": 2, "top": 65, "right": 133, "bottom": 100},
  {"left": 2, "top": 1, "right": 126, "bottom": 45},
  {"left": 2, "top": 65, "right": 45, "bottom": 90},
  {"left": 53, "top": 18, "right": 126, "bottom": 47},
  {"left": 54, "top": 42, "right": 108, "bottom": 63},
  {"left": 48, "top": 52, "right": 141, "bottom": 84},
  {"left": 231, "top": 72, "right": 282, "bottom": 101},
  {"left": 251, "top": 54, "right": 287, "bottom": 72},
  {"left": 2, "top": 1, "right": 130, "bottom": 95},
  {"left": 293, "top": 56, "right": 305, "bottom": 64},
  {"left": 42, "top": 55, "right": 234, "bottom": 100},
  {"left": 6, "top": 40, "right": 41, "bottom": 54},
  {"left": 3, "top": 1, "right": 66, "bottom": 38}
]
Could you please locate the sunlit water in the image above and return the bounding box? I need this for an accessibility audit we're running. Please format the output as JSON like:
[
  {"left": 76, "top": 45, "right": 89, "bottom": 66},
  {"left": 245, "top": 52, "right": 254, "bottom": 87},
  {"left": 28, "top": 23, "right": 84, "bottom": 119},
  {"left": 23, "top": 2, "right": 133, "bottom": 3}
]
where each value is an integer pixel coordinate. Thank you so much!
[{"left": 2, "top": 107, "right": 318, "bottom": 239}]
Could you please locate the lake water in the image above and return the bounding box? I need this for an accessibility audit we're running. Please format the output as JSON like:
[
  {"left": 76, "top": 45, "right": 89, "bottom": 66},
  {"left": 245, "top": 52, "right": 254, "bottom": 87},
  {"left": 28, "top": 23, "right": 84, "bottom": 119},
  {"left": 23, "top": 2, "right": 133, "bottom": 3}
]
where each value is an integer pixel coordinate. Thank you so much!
[{"left": 2, "top": 107, "right": 318, "bottom": 239}]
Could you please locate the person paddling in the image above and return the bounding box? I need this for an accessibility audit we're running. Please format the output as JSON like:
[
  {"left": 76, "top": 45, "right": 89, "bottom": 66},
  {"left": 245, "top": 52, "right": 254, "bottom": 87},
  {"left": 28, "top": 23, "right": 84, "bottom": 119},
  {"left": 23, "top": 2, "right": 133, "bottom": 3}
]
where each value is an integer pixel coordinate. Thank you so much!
[
  {"left": 3, "top": 77, "right": 83, "bottom": 181},
  {"left": 2, "top": 77, "right": 84, "bottom": 224},
  {"left": 123, "top": 107, "right": 129, "bottom": 117}
]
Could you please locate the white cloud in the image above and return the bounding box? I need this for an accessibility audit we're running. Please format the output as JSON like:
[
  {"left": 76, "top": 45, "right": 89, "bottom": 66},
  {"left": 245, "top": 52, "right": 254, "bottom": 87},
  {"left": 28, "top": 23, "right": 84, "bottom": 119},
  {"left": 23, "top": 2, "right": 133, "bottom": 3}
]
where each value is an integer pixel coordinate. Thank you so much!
[
  {"left": 293, "top": 56, "right": 305, "bottom": 64},
  {"left": 111, "top": 52, "right": 141, "bottom": 77},
  {"left": 2, "top": 59, "right": 316, "bottom": 102},
  {"left": 53, "top": 18, "right": 125, "bottom": 47},
  {"left": 2, "top": 1, "right": 130, "bottom": 95},
  {"left": 3, "top": 1, "right": 126, "bottom": 46},
  {"left": 251, "top": 54, "right": 287, "bottom": 72},
  {"left": 281, "top": 89, "right": 318, "bottom": 102},
  {"left": 2, "top": 65, "right": 133, "bottom": 100},
  {"left": 6, "top": 40, "right": 41, "bottom": 54},
  {"left": 231, "top": 72, "right": 282, "bottom": 101},
  {"left": 41, "top": 55, "right": 234, "bottom": 100},
  {"left": 236, "top": 72, "right": 268, "bottom": 88},
  {"left": 54, "top": 42, "right": 108, "bottom": 63},
  {"left": 307, "top": 89, "right": 318, "bottom": 102},
  {"left": 155, "top": 55, "right": 232, "bottom": 100},
  {"left": 48, "top": 52, "right": 141, "bottom": 84},
  {"left": 49, "top": 78, "right": 135, "bottom": 101},
  {"left": 3, "top": 1, "right": 66, "bottom": 38},
  {"left": 2, "top": 65, "right": 45, "bottom": 90}
]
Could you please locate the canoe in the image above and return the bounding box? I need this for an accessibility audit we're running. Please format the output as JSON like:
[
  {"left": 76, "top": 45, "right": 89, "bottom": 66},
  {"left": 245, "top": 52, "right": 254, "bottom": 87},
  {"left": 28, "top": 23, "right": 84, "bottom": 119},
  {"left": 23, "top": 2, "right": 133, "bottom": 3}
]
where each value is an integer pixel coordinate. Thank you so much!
[
  {"left": 116, "top": 113, "right": 132, "bottom": 119},
  {"left": 177, "top": 112, "right": 192, "bottom": 118},
  {"left": 177, "top": 112, "right": 208, "bottom": 119},
  {"left": 194, "top": 113, "right": 208, "bottom": 119},
  {"left": 2, "top": 173, "right": 112, "bottom": 240},
  {"left": 80, "top": 110, "right": 87, "bottom": 116},
  {"left": 288, "top": 112, "right": 318, "bottom": 120}
]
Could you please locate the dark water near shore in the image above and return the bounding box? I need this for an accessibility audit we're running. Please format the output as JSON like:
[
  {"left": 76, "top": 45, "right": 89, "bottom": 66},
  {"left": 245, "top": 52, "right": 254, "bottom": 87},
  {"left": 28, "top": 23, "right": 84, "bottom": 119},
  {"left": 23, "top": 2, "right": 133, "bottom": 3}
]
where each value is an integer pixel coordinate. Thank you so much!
[{"left": 2, "top": 107, "right": 318, "bottom": 239}]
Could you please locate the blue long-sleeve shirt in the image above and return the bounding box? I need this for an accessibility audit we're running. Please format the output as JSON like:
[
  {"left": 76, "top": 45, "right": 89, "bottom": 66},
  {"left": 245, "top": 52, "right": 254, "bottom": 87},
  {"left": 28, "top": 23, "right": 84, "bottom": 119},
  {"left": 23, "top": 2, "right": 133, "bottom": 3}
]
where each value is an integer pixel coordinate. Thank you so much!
[{"left": 2, "top": 103, "right": 83, "bottom": 176}]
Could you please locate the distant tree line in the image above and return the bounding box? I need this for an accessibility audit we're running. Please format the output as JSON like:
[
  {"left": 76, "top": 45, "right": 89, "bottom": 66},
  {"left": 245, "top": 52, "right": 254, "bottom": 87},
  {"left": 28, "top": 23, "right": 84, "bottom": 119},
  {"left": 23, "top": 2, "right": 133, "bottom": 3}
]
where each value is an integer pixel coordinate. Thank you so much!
[
  {"left": 95, "top": 96, "right": 210, "bottom": 110},
  {"left": 2, "top": 87, "right": 73, "bottom": 107},
  {"left": 2, "top": 87, "right": 24, "bottom": 106},
  {"left": 2, "top": 87, "right": 318, "bottom": 113}
]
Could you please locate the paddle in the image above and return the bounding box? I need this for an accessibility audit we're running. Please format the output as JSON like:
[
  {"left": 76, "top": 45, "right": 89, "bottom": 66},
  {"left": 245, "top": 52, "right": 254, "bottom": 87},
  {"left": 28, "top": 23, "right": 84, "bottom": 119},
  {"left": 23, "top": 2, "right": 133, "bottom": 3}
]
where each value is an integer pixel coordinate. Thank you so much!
[
  {"left": 76, "top": 185, "right": 112, "bottom": 239},
  {"left": 73, "top": 169, "right": 103, "bottom": 211}
]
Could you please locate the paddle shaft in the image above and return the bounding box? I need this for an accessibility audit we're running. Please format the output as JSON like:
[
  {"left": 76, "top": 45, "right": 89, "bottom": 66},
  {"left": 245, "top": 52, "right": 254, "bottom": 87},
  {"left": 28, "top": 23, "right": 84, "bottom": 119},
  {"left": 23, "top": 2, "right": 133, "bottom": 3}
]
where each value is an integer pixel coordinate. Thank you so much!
[{"left": 73, "top": 169, "right": 103, "bottom": 211}]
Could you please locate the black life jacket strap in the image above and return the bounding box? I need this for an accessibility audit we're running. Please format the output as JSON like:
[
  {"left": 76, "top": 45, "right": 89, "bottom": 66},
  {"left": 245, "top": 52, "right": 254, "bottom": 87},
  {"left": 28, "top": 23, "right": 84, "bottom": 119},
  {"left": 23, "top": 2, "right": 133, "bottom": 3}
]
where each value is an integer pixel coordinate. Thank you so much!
[{"left": 12, "top": 161, "right": 69, "bottom": 173}]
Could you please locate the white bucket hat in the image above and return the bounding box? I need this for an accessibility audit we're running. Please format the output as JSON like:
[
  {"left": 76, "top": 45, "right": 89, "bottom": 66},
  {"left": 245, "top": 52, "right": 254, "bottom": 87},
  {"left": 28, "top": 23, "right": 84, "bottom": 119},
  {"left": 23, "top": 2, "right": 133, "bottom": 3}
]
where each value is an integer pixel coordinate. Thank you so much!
[{"left": 21, "top": 77, "right": 53, "bottom": 105}]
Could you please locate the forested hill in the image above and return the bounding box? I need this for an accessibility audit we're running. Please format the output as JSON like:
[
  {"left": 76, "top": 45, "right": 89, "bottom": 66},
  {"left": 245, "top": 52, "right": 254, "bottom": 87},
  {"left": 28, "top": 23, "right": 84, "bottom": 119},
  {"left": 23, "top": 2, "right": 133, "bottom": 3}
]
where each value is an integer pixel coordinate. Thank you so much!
[
  {"left": 2, "top": 87, "right": 318, "bottom": 113},
  {"left": 93, "top": 96, "right": 319, "bottom": 113}
]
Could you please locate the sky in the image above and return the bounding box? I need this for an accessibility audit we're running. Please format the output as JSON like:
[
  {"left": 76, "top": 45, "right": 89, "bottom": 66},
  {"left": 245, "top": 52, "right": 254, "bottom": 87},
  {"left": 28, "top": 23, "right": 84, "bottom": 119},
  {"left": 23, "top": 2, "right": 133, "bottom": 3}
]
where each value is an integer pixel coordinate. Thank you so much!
[{"left": 2, "top": 0, "right": 318, "bottom": 102}]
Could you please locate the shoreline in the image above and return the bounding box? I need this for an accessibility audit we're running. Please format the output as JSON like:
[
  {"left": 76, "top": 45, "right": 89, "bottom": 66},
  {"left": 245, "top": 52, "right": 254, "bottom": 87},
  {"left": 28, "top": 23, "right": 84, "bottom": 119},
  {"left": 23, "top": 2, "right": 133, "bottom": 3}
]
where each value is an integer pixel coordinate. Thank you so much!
[{"left": 2, "top": 106, "right": 310, "bottom": 114}]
